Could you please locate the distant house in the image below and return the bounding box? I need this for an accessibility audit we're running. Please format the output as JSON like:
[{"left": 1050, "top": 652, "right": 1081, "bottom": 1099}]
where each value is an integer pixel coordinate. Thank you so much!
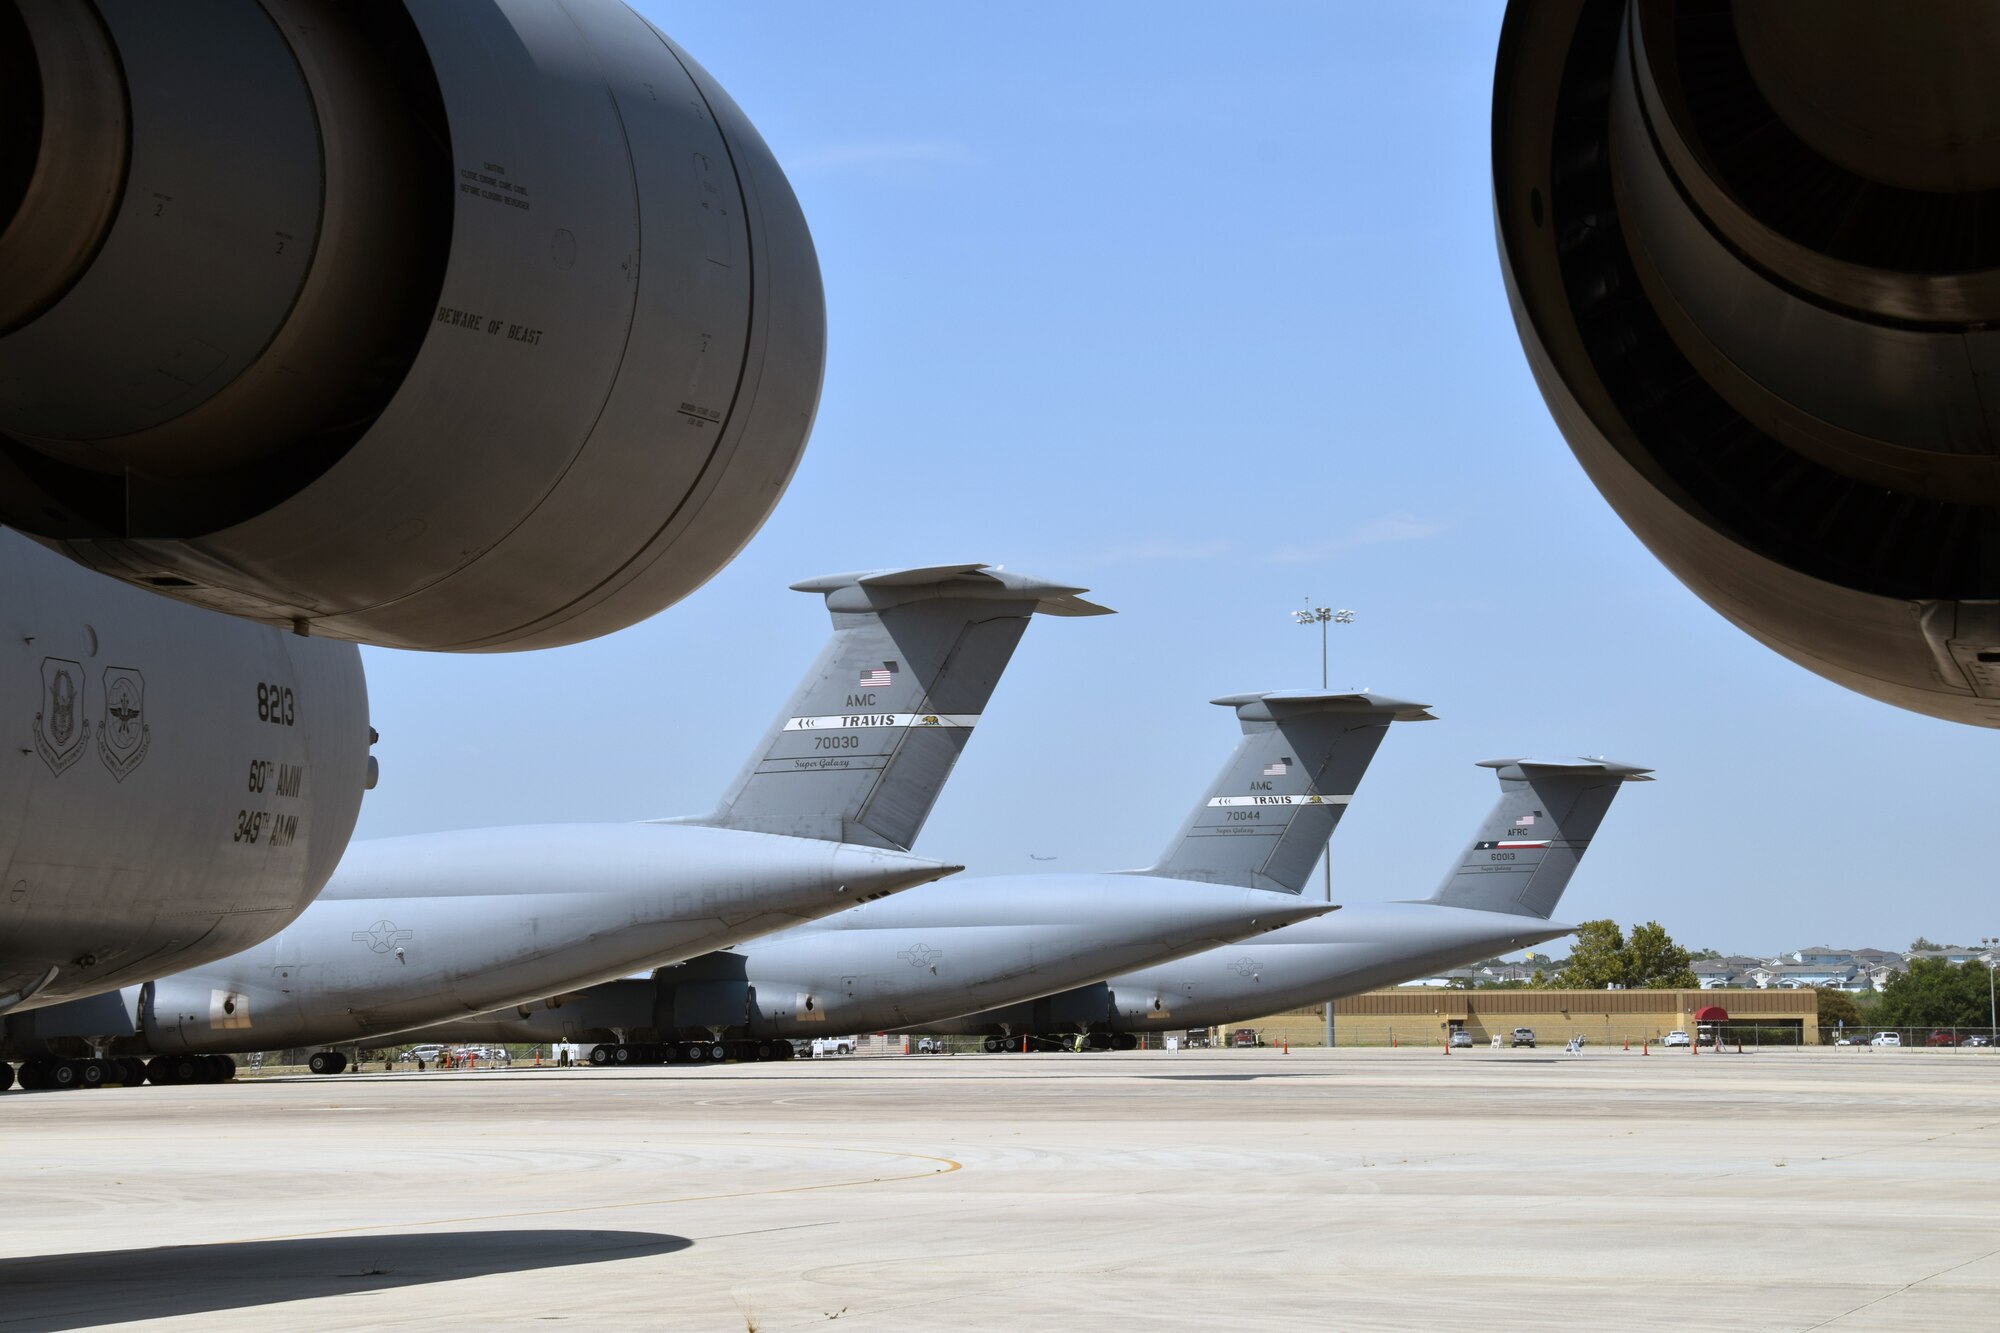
[
  {"left": 1789, "top": 945, "right": 1854, "bottom": 966},
  {"left": 1694, "top": 961, "right": 1739, "bottom": 989},
  {"left": 1743, "top": 962, "right": 1867, "bottom": 991},
  {"left": 1903, "top": 947, "right": 1995, "bottom": 968}
]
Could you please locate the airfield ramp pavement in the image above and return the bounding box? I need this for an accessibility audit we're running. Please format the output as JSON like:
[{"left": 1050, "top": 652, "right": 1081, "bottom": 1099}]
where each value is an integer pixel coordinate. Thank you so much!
[{"left": 2, "top": 1048, "right": 1996, "bottom": 1330}]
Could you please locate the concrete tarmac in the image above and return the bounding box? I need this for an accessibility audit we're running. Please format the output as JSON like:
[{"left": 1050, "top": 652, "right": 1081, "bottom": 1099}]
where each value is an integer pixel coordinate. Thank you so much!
[{"left": 2, "top": 1048, "right": 1997, "bottom": 1331}]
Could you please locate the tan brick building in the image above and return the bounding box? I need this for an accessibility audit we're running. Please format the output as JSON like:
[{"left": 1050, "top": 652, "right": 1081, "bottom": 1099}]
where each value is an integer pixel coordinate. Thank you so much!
[{"left": 1243, "top": 988, "right": 1819, "bottom": 1048}]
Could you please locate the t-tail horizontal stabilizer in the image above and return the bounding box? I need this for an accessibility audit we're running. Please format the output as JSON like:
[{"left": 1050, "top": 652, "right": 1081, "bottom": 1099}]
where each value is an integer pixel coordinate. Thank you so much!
[
  {"left": 1421, "top": 757, "right": 1653, "bottom": 919},
  {"left": 682, "top": 564, "right": 1110, "bottom": 850},
  {"left": 1137, "top": 690, "right": 1435, "bottom": 893}
]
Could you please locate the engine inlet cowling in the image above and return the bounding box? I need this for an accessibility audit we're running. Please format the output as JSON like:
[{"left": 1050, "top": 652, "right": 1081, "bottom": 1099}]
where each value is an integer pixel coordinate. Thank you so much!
[
  {"left": 1495, "top": 0, "right": 2000, "bottom": 726},
  {"left": 0, "top": 0, "right": 824, "bottom": 651}
]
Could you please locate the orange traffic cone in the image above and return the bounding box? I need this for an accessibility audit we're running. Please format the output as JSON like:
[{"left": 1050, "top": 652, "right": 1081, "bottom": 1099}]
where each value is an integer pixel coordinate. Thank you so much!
[
  {"left": 1643, "top": 1041, "right": 1649, "bottom": 1055},
  {"left": 1282, "top": 1040, "right": 1289, "bottom": 1055}
]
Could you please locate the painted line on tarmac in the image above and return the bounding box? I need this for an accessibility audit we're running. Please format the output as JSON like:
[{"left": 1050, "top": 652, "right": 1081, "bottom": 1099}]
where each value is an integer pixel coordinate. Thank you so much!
[{"left": 236, "top": 1144, "right": 964, "bottom": 1244}]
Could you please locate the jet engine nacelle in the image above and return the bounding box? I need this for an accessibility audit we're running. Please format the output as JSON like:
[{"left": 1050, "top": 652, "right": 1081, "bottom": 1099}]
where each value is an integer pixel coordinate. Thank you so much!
[
  {"left": 2, "top": 532, "right": 370, "bottom": 1013},
  {"left": 0, "top": 0, "right": 823, "bottom": 651},
  {"left": 1495, "top": 1, "right": 2000, "bottom": 726}
]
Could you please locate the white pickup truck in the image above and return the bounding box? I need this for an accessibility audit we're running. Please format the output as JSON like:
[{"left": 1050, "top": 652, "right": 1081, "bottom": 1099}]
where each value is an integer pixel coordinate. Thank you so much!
[{"left": 810, "top": 1036, "right": 857, "bottom": 1057}]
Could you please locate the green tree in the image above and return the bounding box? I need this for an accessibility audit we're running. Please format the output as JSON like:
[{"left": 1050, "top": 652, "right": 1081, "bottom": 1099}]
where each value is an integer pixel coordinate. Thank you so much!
[
  {"left": 1625, "top": 921, "right": 1697, "bottom": 988},
  {"left": 1877, "top": 958, "right": 1991, "bottom": 1028},
  {"left": 1552, "top": 920, "right": 1695, "bottom": 989},
  {"left": 1814, "top": 987, "right": 1862, "bottom": 1032},
  {"left": 1554, "top": 920, "right": 1626, "bottom": 988},
  {"left": 1907, "top": 936, "right": 1960, "bottom": 953},
  {"left": 1690, "top": 948, "right": 1723, "bottom": 962}
]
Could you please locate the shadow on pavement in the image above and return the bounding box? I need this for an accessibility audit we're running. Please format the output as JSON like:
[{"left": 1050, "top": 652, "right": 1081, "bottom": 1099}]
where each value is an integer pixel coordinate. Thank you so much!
[{"left": 0, "top": 1228, "right": 689, "bottom": 1330}]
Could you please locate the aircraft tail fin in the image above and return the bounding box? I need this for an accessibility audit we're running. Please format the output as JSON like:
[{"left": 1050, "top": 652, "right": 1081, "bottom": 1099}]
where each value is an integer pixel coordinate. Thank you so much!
[
  {"left": 1137, "top": 690, "right": 1435, "bottom": 893},
  {"left": 684, "top": 564, "right": 1110, "bottom": 850},
  {"left": 1421, "top": 757, "right": 1652, "bottom": 918}
]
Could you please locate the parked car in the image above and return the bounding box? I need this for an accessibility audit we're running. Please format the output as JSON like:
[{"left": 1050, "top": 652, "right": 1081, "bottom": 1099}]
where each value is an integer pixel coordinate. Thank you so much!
[
  {"left": 1965, "top": 1035, "right": 1992, "bottom": 1048},
  {"left": 1661, "top": 1030, "right": 1691, "bottom": 1048},
  {"left": 400, "top": 1044, "right": 445, "bottom": 1064},
  {"left": 1448, "top": 1029, "right": 1474, "bottom": 1049},
  {"left": 915, "top": 1036, "right": 945, "bottom": 1054},
  {"left": 1230, "top": 1028, "right": 1260, "bottom": 1048},
  {"left": 1927, "top": 1030, "right": 1959, "bottom": 1047},
  {"left": 1510, "top": 1027, "right": 1536, "bottom": 1048},
  {"left": 811, "top": 1036, "right": 857, "bottom": 1058},
  {"left": 1870, "top": 1031, "right": 1902, "bottom": 1047},
  {"left": 1834, "top": 1036, "right": 1855, "bottom": 1046}
]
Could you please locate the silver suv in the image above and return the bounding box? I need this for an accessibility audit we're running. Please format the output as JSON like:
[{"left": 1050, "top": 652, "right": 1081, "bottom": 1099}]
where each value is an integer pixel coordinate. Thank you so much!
[{"left": 1510, "top": 1027, "right": 1537, "bottom": 1048}]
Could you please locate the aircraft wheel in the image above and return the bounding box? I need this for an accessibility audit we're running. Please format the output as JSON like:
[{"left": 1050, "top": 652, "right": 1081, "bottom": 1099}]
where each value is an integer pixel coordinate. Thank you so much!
[
  {"left": 307, "top": 1051, "right": 344, "bottom": 1075},
  {"left": 983, "top": 1037, "right": 1003, "bottom": 1054},
  {"left": 168, "top": 1056, "right": 205, "bottom": 1083},
  {"left": 680, "top": 1041, "right": 708, "bottom": 1064},
  {"left": 205, "top": 1055, "right": 237, "bottom": 1082},
  {"left": 611, "top": 1043, "right": 637, "bottom": 1066},
  {"left": 145, "top": 1056, "right": 178, "bottom": 1085},
  {"left": 751, "top": 1040, "right": 774, "bottom": 1062},
  {"left": 0, "top": 1062, "right": 14, "bottom": 1091},
  {"left": 707, "top": 1042, "right": 729, "bottom": 1062},
  {"left": 587, "top": 1044, "right": 613, "bottom": 1067},
  {"left": 47, "top": 1060, "right": 82, "bottom": 1090},
  {"left": 114, "top": 1057, "right": 146, "bottom": 1085},
  {"left": 1085, "top": 1033, "right": 1113, "bottom": 1052},
  {"left": 659, "top": 1043, "right": 680, "bottom": 1065},
  {"left": 1114, "top": 1033, "right": 1139, "bottom": 1051},
  {"left": 78, "top": 1060, "right": 109, "bottom": 1089}
]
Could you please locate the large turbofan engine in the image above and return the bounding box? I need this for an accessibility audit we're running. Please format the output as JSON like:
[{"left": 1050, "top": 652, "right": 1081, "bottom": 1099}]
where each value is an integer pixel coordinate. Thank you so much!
[
  {"left": 0, "top": 0, "right": 823, "bottom": 651},
  {"left": 1495, "top": 1, "right": 2000, "bottom": 727}
]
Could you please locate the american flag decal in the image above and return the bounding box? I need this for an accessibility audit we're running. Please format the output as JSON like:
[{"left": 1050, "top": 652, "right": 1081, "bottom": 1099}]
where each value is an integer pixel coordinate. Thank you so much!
[
  {"left": 1478, "top": 839, "right": 1551, "bottom": 851},
  {"left": 858, "top": 661, "right": 898, "bottom": 688},
  {"left": 1264, "top": 758, "right": 1292, "bottom": 776}
]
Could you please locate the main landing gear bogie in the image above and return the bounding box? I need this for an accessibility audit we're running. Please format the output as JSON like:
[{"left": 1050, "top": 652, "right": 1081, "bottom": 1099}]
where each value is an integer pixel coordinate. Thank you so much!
[
  {"left": 4, "top": 1055, "right": 215, "bottom": 1090},
  {"left": 580, "top": 1039, "right": 794, "bottom": 1067}
]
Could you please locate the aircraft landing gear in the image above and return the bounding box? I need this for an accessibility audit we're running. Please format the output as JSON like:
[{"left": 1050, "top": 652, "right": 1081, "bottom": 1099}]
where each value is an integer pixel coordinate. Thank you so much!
[
  {"left": 1114, "top": 1033, "right": 1139, "bottom": 1051},
  {"left": 307, "top": 1050, "right": 348, "bottom": 1075},
  {"left": 0, "top": 1062, "right": 13, "bottom": 1091},
  {"left": 588, "top": 1044, "right": 614, "bottom": 1067}
]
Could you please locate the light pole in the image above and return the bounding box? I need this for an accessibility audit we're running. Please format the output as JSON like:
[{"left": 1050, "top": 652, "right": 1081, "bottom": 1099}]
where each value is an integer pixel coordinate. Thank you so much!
[
  {"left": 1292, "top": 602, "right": 1355, "bottom": 1049},
  {"left": 1983, "top": 937, "right": 1998, "bottom": 1042}
]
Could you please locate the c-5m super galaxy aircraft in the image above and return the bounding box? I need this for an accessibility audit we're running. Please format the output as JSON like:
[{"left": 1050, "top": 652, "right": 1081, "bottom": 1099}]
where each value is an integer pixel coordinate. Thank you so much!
[
  {"left": 0, "top": 565, "right": 1094, "bottom": 1089},
  {"left": 2, "top": 1, "right": 826, "bottom": 1015},
  {"left": 924, "top": 757, "right": 1651, "bottom": 1049},
  {"left": 394, "top": 690, "right": 1430, "bottom": 1064}
]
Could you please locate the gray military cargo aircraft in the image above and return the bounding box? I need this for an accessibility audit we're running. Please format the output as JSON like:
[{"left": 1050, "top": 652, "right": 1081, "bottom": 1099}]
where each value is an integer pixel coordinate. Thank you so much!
[
  {"left": 0, "top": 565, "right": 1096, "bottom": 1089},
  {"left": 1, "top": 531, "right": 373, "bottom": 1019},
  {"left": 922, "top": 757, "right": 1651, "bottom": 1049},
  {"left": 1, "top": 1, "right": 825, "bottom": 1014},
  {"left": 392, "top": 691, "right": 1432, "bottom": 1065}
]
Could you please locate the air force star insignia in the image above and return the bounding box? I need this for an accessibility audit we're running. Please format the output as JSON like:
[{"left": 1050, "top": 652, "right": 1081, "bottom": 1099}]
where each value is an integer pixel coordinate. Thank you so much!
[{"left": 352, "top": 920, "right": 414, "bottom": 954}]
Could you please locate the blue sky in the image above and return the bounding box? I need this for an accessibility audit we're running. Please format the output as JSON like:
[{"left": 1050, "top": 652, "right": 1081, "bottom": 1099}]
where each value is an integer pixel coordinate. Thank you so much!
[{"left": 355, "top": 3, "right": 1995, "bottom": 957}]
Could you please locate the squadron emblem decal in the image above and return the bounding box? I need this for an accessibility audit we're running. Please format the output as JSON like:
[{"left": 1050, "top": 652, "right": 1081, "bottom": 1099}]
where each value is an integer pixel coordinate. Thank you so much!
[
  {"left": 33, "top": 657, "right": 89, "bottom": 776},
  {"left": 96, "top": 667, "right": 151, "bottom": 781},
  {"left": 352, "top": 920, "right": 415, "bottom": 954}
]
